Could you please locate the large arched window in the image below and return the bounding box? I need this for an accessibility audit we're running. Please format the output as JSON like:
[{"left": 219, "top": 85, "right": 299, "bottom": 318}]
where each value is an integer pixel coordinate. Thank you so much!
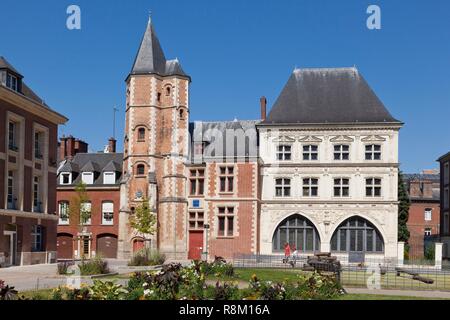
[
  {"left": 331, "top": 217, "right": 384, "bottom": 253},
  {"left": 272, "top": 214, "right": 320, "bottom": 252}
]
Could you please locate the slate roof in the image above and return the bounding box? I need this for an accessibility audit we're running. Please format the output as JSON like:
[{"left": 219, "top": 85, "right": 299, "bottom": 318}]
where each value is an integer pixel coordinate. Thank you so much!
[
  {"left": 261, "top": 67, "right": 401, "bottom": 125},
  {"left": 130, "top": 19, "right": 189, "bottom": 78},
  {"left": 0, "top": 56, "right": 52, "bottom": 108},
  {"left": 57, "top": 153, "right": 123, "bottom": 186},
  {"left": 403, "top": 173, "right": 440, "bottom": 182},
  {"left": 189, "top": 120, "right": 259, "bottom": 162}
]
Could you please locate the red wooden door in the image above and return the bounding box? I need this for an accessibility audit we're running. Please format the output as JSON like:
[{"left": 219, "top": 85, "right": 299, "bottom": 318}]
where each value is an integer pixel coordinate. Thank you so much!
[{"left": 188, "top": 231, "right": 203, "bottom": 260}]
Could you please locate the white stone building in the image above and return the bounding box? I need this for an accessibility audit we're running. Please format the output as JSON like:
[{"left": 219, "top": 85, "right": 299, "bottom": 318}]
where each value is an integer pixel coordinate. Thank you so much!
[{"left": 257, "top": 68, "right": 403, "bottom": 262}]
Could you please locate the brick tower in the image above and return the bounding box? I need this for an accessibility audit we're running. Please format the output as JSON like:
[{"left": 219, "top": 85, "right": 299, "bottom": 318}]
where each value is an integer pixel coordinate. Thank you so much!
[{"left": 118, "top": 18, "right": 190, "bottom": 259}]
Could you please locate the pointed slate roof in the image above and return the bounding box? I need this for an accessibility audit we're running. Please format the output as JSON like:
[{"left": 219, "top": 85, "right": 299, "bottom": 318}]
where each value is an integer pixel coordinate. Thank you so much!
[
  {"left": 80, "top": 160, "right": 100, "bottom": 172},
  {"left": 262, "top": 67, "right": 401, "bottom": 125},
  {"left": 129, "top": 19, "right": 189, "bottom": 78},
  {"left": 103, "top": 160, "right": 122, "bottom": 172},
  {"left": 0, "top": 56, "right": 22, "bottom": 76},
  {"left": 59, "top": 161, "right": 79, "bottom": 173}
]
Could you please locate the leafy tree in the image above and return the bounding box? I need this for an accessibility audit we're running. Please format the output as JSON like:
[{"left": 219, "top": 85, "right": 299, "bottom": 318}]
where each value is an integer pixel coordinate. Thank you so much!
[
  {"left": 398, "top": 172, "right": 411, "bottom": 242},
  {"left": 129, "top": 198, "right": 157, "bottom": 241},
  {"left": 69, "top": 182, "right": 91, "bottom": 260}
]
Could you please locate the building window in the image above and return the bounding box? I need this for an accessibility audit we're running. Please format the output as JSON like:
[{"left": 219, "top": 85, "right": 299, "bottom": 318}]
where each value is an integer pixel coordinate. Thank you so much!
[
  {"left": 80, "top": 202, "right": 92, "bottom": 225},
  {"left": 166, "top": 86, "right": 171, "bottom": 96},
  {"left": 424, "top": 228, "right": 432, "bottom": 237},
  {"left": 219, "top": 166, "right": 234, "bottom": 193},
  {"left": 445, "top": 162, "right": 449, "bottom": 183},
  {"left": 272, "top": 214, "right": 320, "bottom": 252},
  {"left": 217, "top": 207, "right": 234, "bottom": 237},
  {"left": 60, "top": 173, "right": 72, "bottom": 185},
  {"left": 7, "top": 171, "right": 15, "bottom": 209},
  {"left": 157, "top": 92, "right": 161, "bottom": 102},
  {"left": 33, "top": 176, "right": 41, "bottom": 212},
  {"left": 81, "top": 172, "right": 94, "bottom": 185},
  {"left": 31, "top": 225, "right": 44, "bottom": 252},
  {"left": 103, "top": 172, "right": 116, "bottom": 184},
  {"left": 445, "top": 212, "right": 450, "bottom": 235},
  {"left": 331, "top": 217, "right": 384, "bottom": 253},
  {"left": 276, "top": 145, "right": 292, "bottom": 161},
  {"left": 6, "top": 73, "right": 18, "bottom": 91},
  {"left": 445, "top": 188, "right": 449, "bottom": 209},
  {"left": 366, "top": 178, "right": 382, "bottom": 197},
  {"left": 179, "top": 109, "right": 185, "bottom": 120},
  {"left": 303, "top": 178, "right": 319, "bottom": 197},
  {"left": 334, "top": 145, "right": 350, "bottom": 160},
  {"left": 334, "top": 178, "right": 350, "bottom": 197},
  {"left": 424, "top": 208, "right": 432, "bottom": 222},
  {"left": 137, "top": 128, "right": 146, "bottom": 141},
  {"left": 303, "top": 145, "right": 318, "bottom": 161},
  {"left": 102, "top": 202, "right": 114, "bottom": 225},
  {"left": 34, "top": 131, "right": 43, "bottom": 159},
  {"left": 365, "top": 144, "right": 381, "bottom": 160},
  {"left": 190, "top": 169, "right": 205, "bottom": 196},
  {"left": 275, "top": 178, "right": 291, "bottom": 197},
  {"left": 59, "top": 201, "right": 70, "bottom": 225},
  {"left": 189, "top": 211, "right": 204, "bottom": 230},
  {"left": 136, "top": 164, "right": 145, "bottom": 176},
  {"left": 8, "top": 121, "right": 18, "bottom": 151}
]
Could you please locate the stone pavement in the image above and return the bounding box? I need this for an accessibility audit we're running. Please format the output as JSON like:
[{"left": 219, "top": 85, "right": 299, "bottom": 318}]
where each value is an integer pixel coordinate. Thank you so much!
[{"left": 344, "top": 287, "right": 450, "bottom": 299}]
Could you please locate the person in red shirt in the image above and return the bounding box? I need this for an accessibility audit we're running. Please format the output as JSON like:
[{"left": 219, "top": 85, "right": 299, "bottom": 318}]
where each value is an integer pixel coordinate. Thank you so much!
[{"left": 284, "top": 243, "right": 291, "bottom": 263}]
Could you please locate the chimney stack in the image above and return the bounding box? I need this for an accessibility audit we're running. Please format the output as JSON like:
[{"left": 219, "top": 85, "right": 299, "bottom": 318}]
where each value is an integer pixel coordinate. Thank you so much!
[
  {"left": 260, "top": 96, "right": 267, "bottom": 121},
  {"left": 108, "top": 137, "right": 117, "bottom": 153}
]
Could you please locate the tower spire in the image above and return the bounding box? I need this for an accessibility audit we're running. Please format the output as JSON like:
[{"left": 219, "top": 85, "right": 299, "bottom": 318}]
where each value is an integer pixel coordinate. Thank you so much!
[{"left": 148, "top": 10, "right": 152, "bottom": 24}]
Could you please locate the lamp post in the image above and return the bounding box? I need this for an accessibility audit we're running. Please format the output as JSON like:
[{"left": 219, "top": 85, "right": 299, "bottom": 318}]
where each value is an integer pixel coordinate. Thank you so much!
[{"left": 204, "top": 224, "right": 210, "bottom": 261}]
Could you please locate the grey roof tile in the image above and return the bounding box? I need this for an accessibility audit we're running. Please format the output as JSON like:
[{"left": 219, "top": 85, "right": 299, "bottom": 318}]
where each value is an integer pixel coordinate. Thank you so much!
[
  {"left": 262, "top": 68, "right": 401, "bottom": 125},
  {"left": 130, "top": 20, "right": 188, "bottom": 78}
]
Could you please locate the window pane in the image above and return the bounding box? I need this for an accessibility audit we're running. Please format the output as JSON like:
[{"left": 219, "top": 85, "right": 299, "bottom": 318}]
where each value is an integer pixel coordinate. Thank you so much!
[
  {"left": 218, "top": 217, "right": 225, "bottom": 236},
  {"left": 366, "top": 230, "right": 374, "bottom": 252},
  {"left": 331, "top": 233, "right": 338, "bottom": 251},
  {"left": 350, "top": 230, "right": 356, "bottom": 251},
  {"left": 227, "top": 217, "right": 234, "bottom": 236},
  {"left": 280, "top": 228, "right": 287, "bottom": 247},
  {"left": 340, "top": 230, "right": 347, "bottom": 251},
  {"left": 306, "top": 229, "right": 313, "bottom": 251},
  {"left": 357, "top": 230, "right": 364, "bottom": 251}
]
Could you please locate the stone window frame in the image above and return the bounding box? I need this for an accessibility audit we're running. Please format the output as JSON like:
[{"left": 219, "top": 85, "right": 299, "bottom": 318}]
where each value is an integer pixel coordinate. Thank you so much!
[
  {"left": 333, "top": 177, "right": 350, "bottom": 198},
  {"left": 216, "top": 206, "right": 236, "bottom": 238},
  {"left": 364, "top": 144, "right": 382, "bottom": 161},
  {"left": 60, "top": 172, "right": 72, "bottom": 185},
  {"left": 101, "top": 201, "right": 114, "bottom": 225},
  {"left": 302, "top": 177, "right": 319, "bottom": 197},
  {"left": 189, "top": 168, "right": 205, "bottom": 196},
  {"left": 365, "top": 177, "right": 382, "bottom": 197},
  {"left": 276, "top": 144, "right": 292, "bottom": 162},
  {"left": 188, "top": 210, "right": 205, "bottom": 230},
  {"left": 333, "top": 144, "right": 350, "bottom": 161},
  {"left": 275, "top": 177, "right": 291, "bottom": 198},
  {"left": 424, "top": 208, "right": 433, "bottom": 222},
  {"left": 58, "top": 201, "right": 70, "bottom": 225},
  {"left": 302, "top": 144, "right": 319, "bottom": 161},
  {"left": 218, "top": 165, "right": 235, "bottom": 194},
  {"left": 31, "top": 225, "right": 44, "bottom": 252}
]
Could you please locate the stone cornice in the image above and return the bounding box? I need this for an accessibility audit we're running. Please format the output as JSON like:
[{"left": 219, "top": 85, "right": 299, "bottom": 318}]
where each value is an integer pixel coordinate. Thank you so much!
[
  {"left": 262, "top": 162, "right": 399, "bottom": 168},
  {"left": 0, "top": 210, "right": 59, "bottom": 221},
  {"left": 257, "top": 123, "right": 403, "bottom": 131},
  {"left": 0, "top": 86, "right": 67, "bottom": 124}
]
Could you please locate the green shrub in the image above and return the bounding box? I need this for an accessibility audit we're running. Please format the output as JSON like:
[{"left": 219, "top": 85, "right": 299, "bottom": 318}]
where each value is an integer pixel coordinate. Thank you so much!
[
  {"left": 57, "top": 261, "right": 74, "bottom": 275},
  {"left": 128, "top": 248, "right": 166, "bottom": 266},
  {"left": 78, "top": 257, "right": 110, "bottom": 275},
  {"left": 425, "top": 245, "right": 435, "bottom": 261},
  {"left": 88, "top": 280, "right": 128, "bottom": 300}
]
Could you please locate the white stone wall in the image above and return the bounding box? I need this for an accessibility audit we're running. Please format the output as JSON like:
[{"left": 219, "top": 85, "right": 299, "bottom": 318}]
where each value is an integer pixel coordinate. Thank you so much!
[{"left": 259, "top": 125, "right": 401, "bottom": 259}]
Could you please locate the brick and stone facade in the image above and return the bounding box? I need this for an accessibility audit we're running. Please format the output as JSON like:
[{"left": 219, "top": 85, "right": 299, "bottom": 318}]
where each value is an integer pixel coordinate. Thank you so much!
[
  {"left": 403, "top": 171, "right": 440, "bottom": 258},
  {"left": 56, "top": 146, "right": 122, "bottom": 259},
  {"left": 0, "top": 56, "right": 67, "bottom": 266}
]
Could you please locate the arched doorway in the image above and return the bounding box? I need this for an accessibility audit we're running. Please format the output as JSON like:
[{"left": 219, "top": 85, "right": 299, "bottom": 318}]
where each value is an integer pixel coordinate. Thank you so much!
[
  {"left": 272, "top": 214, "right": 320, "bottom": 252},
  {"left": 97, "top": 234, "right": 118, "bottom": 258},
  {"left": 57, "top": 233, "right": 73, "bottom": 260},
  {"left": 331, "top": 217, "right": 384, "bottom": 253}
]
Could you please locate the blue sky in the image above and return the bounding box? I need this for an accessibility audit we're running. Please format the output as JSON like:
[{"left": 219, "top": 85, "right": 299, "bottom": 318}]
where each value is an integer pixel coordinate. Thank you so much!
[{"left": 1, "top": 0, "right": 449, "bottom": 172}]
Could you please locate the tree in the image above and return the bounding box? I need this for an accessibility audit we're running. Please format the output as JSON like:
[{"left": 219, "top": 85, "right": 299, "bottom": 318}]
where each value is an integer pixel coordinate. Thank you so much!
[
  {"left": 69, "top": 182, "right": 91, "bottom": 260},
  {"left": 398, "top": 172, "right": 411, "bottom": 243},
  {"left": 129, "top": 198, "right": 157, "bottom": 242}
]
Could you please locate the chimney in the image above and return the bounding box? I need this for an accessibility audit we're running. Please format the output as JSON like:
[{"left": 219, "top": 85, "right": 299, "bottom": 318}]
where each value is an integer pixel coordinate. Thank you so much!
[
  {"left": 260, "top": 96, "right": 267, "bottom": 121},
  {"left": 108, "top": 137, "right": 117, "bottom": 153},
  {"left": 66, "top": 136, "right": 76, "bottom": 159}
]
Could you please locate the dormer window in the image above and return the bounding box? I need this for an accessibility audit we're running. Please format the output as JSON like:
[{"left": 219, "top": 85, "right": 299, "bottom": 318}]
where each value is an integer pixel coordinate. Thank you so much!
[
  {"left": 82, "top": 172, "right": 94, "bottom": 185},
  {"left": 103, "top": 171, "right": 116, "bottom": 184},
  {"left": 6, "top": 73, "right": 18, "bottom": 91},
  {"left": 60, "top": 173, "right": 72, "bottom": 185}
]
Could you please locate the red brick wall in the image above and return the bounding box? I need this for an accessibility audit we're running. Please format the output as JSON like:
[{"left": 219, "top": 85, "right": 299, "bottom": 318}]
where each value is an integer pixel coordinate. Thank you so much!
[
  {"left": 56, "top": 188, "right": 120, "bottom": 252},
  {"left": 407, "top": 201, "right": 440, "bottom": 257}
]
